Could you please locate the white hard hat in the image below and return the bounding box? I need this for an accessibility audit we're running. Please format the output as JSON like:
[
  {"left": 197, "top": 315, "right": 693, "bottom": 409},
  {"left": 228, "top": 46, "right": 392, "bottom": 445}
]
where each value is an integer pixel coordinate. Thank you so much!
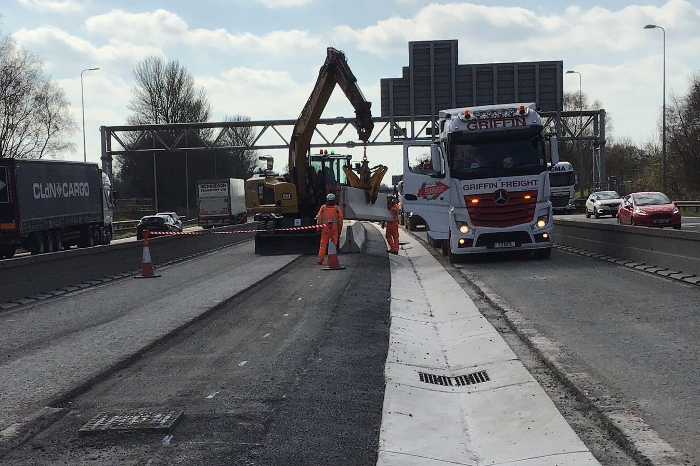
[{"left": 326, "top": 193, "right": 336, "bottom": 201}]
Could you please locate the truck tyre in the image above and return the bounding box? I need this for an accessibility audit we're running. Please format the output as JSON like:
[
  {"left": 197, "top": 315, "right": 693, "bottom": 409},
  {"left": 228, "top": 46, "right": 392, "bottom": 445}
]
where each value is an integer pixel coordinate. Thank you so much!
[
  {"left": 441, "top": 239, "right": 449, "bottom": 257},
  {"left": 447, "top": 247, "right": 458, "bottom": 264},
  {"left": 45, "top": 232, "right": 56, "bottom": 253},
  {"left": 407, "top": 217, "right": 416, "bottom": 231},
  {"left": 31, "top": 232, "right": 46, "bottom": 255},
  {"left": 534, "top": 248, "right": 552, "bottom": 260},
  {"left": 54, "top": 231, "right": 64, "bottom": 251}
]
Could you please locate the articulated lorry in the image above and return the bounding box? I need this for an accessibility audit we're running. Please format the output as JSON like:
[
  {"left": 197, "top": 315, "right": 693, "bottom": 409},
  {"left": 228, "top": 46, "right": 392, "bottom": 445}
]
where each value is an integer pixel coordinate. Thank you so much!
[
  {"left": 402, "top": 102, "right": 559, "bottom": 262},
  {"left": 0, "top": 159, "right": 113, "bottom": 258},
  {"left": 197, "top": 178, "right": 247, "bottom": 228},
  {"left": 548, "top": 161, "right": 576, "bottom": 214}
]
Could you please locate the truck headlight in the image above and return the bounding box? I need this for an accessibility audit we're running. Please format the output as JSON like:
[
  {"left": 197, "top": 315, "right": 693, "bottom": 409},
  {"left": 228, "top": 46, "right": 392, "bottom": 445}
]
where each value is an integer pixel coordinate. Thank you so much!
[
  {"left": 455, "top": 221, "right": 470, "bottom": 234},
  {"left": 536, "top": 217, "right": 547, "bottom": 228}
]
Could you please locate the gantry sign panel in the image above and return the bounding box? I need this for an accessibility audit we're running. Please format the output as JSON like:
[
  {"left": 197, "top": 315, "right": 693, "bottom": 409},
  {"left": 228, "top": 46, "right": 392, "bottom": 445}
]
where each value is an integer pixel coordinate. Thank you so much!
[{"left": 380, "top": 40, "right": 564, "bottom": 120}]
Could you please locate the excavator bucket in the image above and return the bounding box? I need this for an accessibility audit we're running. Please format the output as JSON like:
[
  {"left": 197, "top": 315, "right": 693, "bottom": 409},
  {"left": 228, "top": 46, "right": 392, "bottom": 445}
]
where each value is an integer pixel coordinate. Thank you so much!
[{"left": 339, "top": 186, "right": 393, "bottom": 221}]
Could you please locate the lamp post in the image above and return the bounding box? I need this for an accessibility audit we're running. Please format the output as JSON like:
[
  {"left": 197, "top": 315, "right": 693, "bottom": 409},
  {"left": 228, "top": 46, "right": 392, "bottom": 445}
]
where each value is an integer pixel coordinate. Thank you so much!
[
  {"left": 81, "top": 67, "right": 100, "bottom": 163},
  {"left": 566, "top": 70, "right": 584, "bottom": 197},
  {"left": 644, "top": 24, "right": 666, "bottom": 193}
]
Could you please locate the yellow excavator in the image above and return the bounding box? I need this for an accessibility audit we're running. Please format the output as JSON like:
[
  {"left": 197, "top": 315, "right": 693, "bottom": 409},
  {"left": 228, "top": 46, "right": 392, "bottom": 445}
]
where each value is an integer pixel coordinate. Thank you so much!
[{"left": 246, "top": 47, "right": 392, "bottom": 254}]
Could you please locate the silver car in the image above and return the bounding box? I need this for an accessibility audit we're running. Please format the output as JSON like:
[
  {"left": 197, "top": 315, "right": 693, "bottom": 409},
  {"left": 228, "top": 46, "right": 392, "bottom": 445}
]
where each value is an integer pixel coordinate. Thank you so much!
[{"left": 585, "top": 191, "right": 622, "bottom": 218}]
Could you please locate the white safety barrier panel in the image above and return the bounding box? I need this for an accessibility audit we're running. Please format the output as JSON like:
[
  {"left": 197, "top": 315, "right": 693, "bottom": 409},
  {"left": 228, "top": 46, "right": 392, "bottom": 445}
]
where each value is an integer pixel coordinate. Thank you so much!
[
  {"left": 376, "top": 226, "right": 600, "bottom": 466},
  {"left": 340, "top": 186, "right": 393, "bottom": 222},
  {"left": 339, "top": 220, "right": 366, "bottom": 253}
]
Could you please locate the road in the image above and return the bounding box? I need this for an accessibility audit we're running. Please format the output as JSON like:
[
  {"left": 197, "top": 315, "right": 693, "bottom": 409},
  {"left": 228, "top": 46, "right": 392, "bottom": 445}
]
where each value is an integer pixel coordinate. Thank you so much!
[
  {"left": 1, "top": 228, "right": 391, "bottom": 465},
  {"left": 413, "top": 227, "right": 700, "bottom": 464}
]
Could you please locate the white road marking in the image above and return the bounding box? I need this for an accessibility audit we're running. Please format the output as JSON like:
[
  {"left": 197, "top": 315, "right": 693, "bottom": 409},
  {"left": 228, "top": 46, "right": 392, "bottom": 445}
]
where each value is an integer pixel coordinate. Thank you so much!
[
  {"left": 298, "top": 297, "right": 302, "bottom": 300},
  {"left": 206, "top": 391, "right": 219, "bottom": 399},
  {"left": 238, "top": 360, "right": 248, "bottom": 367},
  {"left": 263, "top": 333, "right": 271, "bottom": 338},
  {"left": 283, "top": 313, "right": 289, "bottom": 317},
  {"left": 162, "top": 435, "right": 173, "bottom": 445}
]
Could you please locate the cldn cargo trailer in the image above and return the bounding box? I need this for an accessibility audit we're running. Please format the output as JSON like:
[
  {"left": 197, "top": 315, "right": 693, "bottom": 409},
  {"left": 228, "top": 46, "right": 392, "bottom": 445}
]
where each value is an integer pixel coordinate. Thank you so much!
[{"left": 0, "top": 159, "right": 113, "bottom": 258}]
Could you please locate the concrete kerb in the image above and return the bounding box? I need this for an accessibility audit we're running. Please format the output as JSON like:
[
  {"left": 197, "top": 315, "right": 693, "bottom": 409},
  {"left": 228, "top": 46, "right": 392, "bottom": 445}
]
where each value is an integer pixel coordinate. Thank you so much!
[
  {"left": 403, "top": 229, "right": 686, "bottom": 466},
  {"left": 0, "top": 254, "right": 302, "bottom": 458}
]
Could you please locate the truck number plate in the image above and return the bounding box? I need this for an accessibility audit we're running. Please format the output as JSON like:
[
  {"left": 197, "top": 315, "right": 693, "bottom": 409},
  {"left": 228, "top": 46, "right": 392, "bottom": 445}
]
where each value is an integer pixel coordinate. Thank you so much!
[{"left": 493, "top": 241, "right": 516, "bottom": 248}]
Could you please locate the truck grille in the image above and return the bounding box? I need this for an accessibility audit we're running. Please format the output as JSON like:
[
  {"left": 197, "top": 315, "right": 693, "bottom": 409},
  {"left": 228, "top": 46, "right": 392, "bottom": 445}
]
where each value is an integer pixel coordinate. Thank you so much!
[
  {"left": 466, "top": 190, "right": 537, "bottom": 228},
  {"left": 550, "top": 194, "right": 570, "bottom": 208}
]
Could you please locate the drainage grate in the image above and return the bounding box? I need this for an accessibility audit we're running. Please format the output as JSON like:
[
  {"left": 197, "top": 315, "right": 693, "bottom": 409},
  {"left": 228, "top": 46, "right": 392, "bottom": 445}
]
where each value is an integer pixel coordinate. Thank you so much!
[
  {"left": 418, "top": 370, "right": 490, "bottom": 387},
  {"left": 78, "top": 410, "right": 183, "bottom": 436}
]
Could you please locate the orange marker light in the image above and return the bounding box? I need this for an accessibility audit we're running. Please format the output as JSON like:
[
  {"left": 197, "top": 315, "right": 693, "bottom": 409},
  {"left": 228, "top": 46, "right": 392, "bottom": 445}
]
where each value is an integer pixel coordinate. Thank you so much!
[
  {"left": 524, "top": 195, "right": 532, "bottom": 199},
  {"left": 519, "top": 105, "right": 526, "bottom": 113},
  {"left": 471, "top": 198, "right": 479, "bottom": 204},
  {"left": 464, "top": 110, "right": 471, "bottom": 118}
]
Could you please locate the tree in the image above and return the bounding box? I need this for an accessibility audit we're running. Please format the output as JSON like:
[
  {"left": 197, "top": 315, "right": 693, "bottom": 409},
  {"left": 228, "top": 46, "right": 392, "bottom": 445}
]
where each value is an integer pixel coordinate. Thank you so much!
[
  {"left": 116, "top": 56, "right": 213, "bottom": 212},
  {"left": 217, "top": 115, "right": 260, "bottom": 179},
  {"left": 666, "top": 73, "right": 700, "bottom": 199},
  {"left": 0, "top": 32, "right": 76, "bottom": 159}
]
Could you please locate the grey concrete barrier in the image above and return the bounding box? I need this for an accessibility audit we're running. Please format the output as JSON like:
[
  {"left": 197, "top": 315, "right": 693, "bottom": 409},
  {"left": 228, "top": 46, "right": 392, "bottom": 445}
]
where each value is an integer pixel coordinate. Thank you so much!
[
  {"left": 554, "top": 218, "right": 700, "bottom": 276},
  {"left": 0, "top": 225, "right": 254, "bottom": 304},
  {"left": 340, "top": 221, "right": 367, "bottom": 253}
]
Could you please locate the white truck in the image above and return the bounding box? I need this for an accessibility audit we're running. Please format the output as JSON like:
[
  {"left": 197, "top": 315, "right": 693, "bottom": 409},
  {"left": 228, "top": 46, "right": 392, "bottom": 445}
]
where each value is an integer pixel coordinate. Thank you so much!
[
  {"left": 197, "top": 178, "right": 247, "bottom": 228},
  {"left": 402, "top": 102, "right": 559, "bottom": 262},
  {"left": 548, "top": 161, "right": 576, "bottom": 214}
]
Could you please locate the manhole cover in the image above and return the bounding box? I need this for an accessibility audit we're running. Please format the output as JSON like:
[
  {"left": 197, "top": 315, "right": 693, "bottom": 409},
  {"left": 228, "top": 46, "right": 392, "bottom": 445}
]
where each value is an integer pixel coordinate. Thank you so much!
[
  {"left": 418, "top": 370, "right": 490, "bottom": 387},
  {"left": 78, "top": 410, "right": 183, "bottom": 436}
]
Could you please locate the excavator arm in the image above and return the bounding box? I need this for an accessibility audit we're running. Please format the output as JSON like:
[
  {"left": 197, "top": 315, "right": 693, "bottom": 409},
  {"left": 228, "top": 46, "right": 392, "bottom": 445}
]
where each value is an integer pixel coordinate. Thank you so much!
[{"left": 290, "top": 47, "right": 374, "bottom": 206}]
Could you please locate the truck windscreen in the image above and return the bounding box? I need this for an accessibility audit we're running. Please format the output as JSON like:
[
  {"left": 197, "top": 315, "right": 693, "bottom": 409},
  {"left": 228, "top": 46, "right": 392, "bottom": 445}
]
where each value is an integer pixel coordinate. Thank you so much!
[
  {"left": 549, "top": 172, "right": 575, "bottom": 187},
  {"left": 448, "top": 134, "right": 546, "bottom": 181}
]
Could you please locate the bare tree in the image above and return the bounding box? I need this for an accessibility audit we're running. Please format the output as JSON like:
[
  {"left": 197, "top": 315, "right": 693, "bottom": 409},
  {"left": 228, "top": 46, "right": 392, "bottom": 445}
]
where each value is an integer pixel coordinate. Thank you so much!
[
  {"left": 127, "top": 56, "right": 211, "bottom": 125},
  {"left": 667, "top": 73, "right": 700, "bottom": 198},
  {"left": 218, "top": 115, "right": 260, "bottom": 179},
  {"left": 0, "top": 33, "right": 76, "bottom": 159}
]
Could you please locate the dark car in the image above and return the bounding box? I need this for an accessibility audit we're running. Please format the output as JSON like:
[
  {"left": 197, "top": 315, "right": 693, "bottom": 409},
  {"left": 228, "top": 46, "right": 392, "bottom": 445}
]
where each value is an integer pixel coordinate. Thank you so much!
[
  {"left": 156, "top": 212, "right": 183, "bottom": 230},
  {"left": 617, "top": 192, "right": 681, "bottom": 229},
  {"left": 136, "top": 215, "right": 181, "bottom": 240}
]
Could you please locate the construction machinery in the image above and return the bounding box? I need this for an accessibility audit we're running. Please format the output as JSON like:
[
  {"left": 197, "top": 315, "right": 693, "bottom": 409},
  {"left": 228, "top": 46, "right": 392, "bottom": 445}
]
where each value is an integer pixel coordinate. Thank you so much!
[{"left": 246, "top": 47, "right": 391, "bottom": 255}]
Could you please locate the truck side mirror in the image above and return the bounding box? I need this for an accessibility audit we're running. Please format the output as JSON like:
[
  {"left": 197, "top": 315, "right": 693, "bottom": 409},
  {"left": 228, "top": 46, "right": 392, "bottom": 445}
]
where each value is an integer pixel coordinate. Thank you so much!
[{"left": 549, "top": 136, "right": 560, "bottom": 165}]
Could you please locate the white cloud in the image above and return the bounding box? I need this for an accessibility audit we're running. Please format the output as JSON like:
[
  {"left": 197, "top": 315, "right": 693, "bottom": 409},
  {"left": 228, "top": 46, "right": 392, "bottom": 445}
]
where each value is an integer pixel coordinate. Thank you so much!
[
  {"left": 13, "top": 25, "right": 164, "bottom": 64},
  {"left": 15, "top": 0, "right": 82, "bottom": 13},
  {"left": 84, "top": 9, "right": 322, "bottom": 54},
  {"left": 255, "top": 0, "right": 312, "bottom": 7}
]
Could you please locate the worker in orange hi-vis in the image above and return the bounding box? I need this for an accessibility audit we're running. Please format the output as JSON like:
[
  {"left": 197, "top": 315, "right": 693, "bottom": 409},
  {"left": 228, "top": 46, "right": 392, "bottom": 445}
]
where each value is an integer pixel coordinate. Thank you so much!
[
  {"left": 386, "top": 194, "right": 400, "bottom": 255},
  {"left": 316, "top": 193, "right": 344, "bottom": 265}
]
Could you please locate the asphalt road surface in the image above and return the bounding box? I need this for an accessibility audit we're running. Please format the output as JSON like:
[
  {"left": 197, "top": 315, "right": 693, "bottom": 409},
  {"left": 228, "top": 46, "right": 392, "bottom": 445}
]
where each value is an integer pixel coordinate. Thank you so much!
[
  {"left": 432, "top": 240, "right": 700, "bottom": 464},
  {"left": 2, "top": 228, "right": 391, "bottom": 465}
]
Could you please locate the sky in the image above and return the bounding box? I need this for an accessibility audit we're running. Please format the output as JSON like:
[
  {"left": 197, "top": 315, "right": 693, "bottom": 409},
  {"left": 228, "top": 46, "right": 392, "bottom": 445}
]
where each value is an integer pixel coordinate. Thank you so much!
[{"left": 2, "top": 0, "right": 699, "bottom": 179}]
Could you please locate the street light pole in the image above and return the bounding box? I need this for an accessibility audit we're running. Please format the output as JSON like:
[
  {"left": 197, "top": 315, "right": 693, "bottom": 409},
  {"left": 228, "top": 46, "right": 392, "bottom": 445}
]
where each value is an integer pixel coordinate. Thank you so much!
[
  {"left": 566, "top": 70, "right": 583, "bottom": 197},
  {"left": 644, "top": 24, "right": 666, "bottom": 192},
  {"left": 80, "top": 67, "right": 100, "bottom": 163}
]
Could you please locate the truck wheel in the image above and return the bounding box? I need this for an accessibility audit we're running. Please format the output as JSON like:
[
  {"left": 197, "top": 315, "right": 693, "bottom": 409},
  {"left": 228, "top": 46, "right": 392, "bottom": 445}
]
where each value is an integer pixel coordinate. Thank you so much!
[
  {"left": 31, "top": 232, "right": 46, "bottom": 255},
  {"left": 54, "top": 231, "right": 64, "bottom": 251},
  {"left": 45, "top": 232, "right": 56, "bottom": 253},
  {"left": 407, "top": 217, "right": 416, "bottom": 231},
  {"left": 447, "top": 248, "right": 459, "bottom": 264},
  {"left": 441, "top": 239, "right": 449, "bottom": 257},
  {"left": 534, "top": 248, "right": 552, "bottom": 259},
  {"left": 105, "top": 228, "right": 112, "bottom": 244}
]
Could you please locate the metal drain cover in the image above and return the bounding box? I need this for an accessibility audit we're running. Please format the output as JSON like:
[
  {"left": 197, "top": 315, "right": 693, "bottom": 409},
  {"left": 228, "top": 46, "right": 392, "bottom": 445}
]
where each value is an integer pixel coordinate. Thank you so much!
[
  {"left": 78, "top": 410, "right": 183, "bottom": 436},
  {"left": 419, "top": 370, "right": 490, "bottom": 387}
]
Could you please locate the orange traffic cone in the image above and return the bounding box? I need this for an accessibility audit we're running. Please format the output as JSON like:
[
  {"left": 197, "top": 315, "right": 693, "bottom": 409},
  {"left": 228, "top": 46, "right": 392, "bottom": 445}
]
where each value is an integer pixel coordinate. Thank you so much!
[
  {"left": 135, "top": 231, "right": 161, "bottom": 278},
  {"left": 323, "top": 237, "right": 345, "bottom": 271}
]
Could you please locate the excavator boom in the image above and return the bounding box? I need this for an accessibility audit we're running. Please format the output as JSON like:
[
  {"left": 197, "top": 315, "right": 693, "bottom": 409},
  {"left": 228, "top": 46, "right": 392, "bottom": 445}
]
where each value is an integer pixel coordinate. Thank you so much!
[{"left": 290, "top": 47, "right": 374, "bottom": 206}]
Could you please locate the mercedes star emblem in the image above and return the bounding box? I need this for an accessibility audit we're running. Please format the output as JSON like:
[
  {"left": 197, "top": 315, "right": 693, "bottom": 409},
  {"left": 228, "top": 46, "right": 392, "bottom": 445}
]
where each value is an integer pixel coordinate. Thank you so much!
[{"left": 494, "top": 189, "right": 509, "bottom": 205}]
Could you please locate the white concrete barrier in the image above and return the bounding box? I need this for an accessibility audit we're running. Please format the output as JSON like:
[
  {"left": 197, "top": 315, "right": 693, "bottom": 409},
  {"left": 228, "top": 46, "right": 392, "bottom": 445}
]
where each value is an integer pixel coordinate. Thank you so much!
[{"left": 339, "top": 220, "right": 367, "bottom": 253}]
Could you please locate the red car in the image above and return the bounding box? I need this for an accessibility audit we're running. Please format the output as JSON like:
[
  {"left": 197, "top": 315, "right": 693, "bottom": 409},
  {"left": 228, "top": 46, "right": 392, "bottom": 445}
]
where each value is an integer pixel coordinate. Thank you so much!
[{"left": 617, "top": 192, "right": 681, "bottom": 229}]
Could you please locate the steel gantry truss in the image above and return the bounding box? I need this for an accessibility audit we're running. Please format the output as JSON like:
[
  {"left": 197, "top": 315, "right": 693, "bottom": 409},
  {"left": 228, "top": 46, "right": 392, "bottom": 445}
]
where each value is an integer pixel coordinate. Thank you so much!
[{"left": 100, "top": 110, "right": 606, "bottom": 187}]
